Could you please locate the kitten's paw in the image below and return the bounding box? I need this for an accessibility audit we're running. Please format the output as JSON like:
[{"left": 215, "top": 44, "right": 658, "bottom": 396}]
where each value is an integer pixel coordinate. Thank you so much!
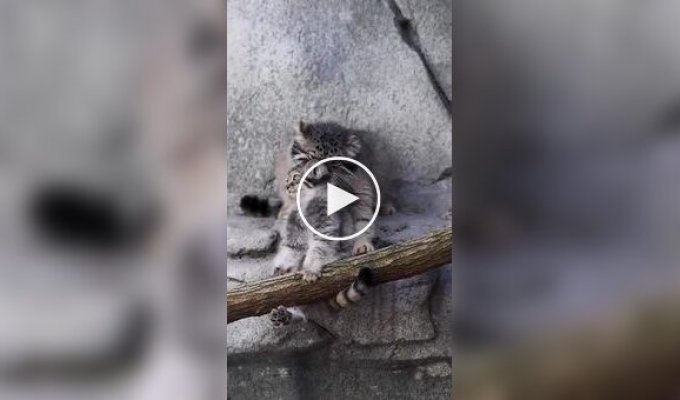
[
  {"left": 353, "top": 239, "right": 374, "bottom": 255},
  {"left": 301, "top": 270, "right": 321, "bottom": 282},
  {"left": 270, "top": 305, "right": 291, "bottom": 327}
]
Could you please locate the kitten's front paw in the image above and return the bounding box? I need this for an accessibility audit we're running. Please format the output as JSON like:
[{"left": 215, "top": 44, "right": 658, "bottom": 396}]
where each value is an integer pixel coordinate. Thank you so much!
[
  {"left": 270, "top": 305, "right": 291, "bottom": 327},
  {"left": 353, "top": 239, "right": 374, "bottom": 255},
  {"left": 301, "top": 270, "right": 321, "bottom": 282}
]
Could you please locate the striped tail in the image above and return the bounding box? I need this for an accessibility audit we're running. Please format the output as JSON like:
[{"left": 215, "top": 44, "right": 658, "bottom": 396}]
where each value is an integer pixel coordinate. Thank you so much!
[{"left": 329, "top": 268, "right": 374, "bottom": 310}]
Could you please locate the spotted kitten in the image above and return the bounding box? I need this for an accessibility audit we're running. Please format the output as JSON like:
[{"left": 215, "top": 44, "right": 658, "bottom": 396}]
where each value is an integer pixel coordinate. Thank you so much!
[
  {"left": 240, "top": 121, "right": 386, "bottom": 326},
  {"left": 270, "top": 162, "right": 374, "bottom": 326},
  {"left": 272, "top": 162, "right": 340, "bottom": 282},
  {"left": 289, "top": 121, "right": 380, "bottom": 255},
  {"left": 241, "top": 120, "right": 394, "bottom": 255}
]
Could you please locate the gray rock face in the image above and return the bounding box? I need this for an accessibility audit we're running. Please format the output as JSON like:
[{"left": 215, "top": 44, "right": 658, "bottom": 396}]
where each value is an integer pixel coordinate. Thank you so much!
[
  {"left": 226, "top": 0, "right": 452, "bottom": 209},
  {"left": 227, "top": 1, "right": 452, "bottom": 398},
  {"left": 227, "top": 356, "right": 452, "bottom": 400},
  {"left": 228, "top": 316, "right": 330, "bottom": 355},
  {"left": 227, "top": 216, "right": 279, "bottom": 259}
]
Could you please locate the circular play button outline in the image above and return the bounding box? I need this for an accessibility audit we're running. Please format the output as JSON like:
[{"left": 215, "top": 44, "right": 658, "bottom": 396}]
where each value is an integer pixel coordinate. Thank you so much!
[{"left": 296, "top": 156, "right": 381, "bottom": 241}]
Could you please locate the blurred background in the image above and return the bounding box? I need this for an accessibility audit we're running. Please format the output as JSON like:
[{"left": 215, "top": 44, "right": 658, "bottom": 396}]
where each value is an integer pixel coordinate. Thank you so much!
[
  {"left": 455, "top": 0, "right": 680, "bottom": 398},
  {"left": 0, "top": 0, "right": 226, "bottom": 398},
  {"left": 3, "top": 0, "right": 680, "bottom": 398},
  {"left": 226, "top": 1, "right": 452, "bottom": 399}
]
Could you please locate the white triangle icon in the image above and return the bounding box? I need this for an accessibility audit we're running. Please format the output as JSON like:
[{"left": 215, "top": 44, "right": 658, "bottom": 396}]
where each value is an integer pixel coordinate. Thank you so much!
[{"left": 327, "top": 183, "right": 359, "bottom": 216}]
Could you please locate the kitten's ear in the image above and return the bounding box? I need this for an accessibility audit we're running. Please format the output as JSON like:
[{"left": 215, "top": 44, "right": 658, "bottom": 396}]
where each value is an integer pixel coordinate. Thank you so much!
[
  {"left": 295, "top": 120, "right": 311, "bottom": 140},
  {"left": 346, "top": 133, "right": 362, "bottom": 157}
]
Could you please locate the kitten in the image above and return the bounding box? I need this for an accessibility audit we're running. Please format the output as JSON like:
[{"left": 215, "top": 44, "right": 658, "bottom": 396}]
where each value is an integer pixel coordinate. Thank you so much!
[
  {"left": 269, "top": 163, "right": 373, "bottom": 326},
  {"left": 272, "top": 162, "right": 340, "bottom": 282},
  {"left": 242, "top": 120, "right": 392, "bottom": 255}
]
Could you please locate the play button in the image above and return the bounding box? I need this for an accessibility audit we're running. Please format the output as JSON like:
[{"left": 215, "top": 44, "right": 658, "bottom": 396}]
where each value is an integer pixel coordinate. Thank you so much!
[
  {"left": 326, "top": 183, "right": 359, "bottom": 216},
  {"left": 296, "top": 156, "right": 381, "bottom": 241}
]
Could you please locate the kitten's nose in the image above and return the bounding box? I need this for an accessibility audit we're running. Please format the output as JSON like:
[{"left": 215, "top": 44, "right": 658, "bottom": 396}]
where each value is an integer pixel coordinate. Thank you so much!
[{"left": 29, "top": 184, "right": 156, "bottom": 251}]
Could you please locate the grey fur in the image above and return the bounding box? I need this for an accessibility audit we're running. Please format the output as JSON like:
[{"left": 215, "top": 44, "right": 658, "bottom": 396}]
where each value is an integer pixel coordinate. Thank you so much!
[
  {"left": 247, "top": 120, "right": 395, "bottom": 223},
  {"left": 273, "top": 163, "right": 342, "bottom": 282},
  {"left": 270, "top": 122, "right": 384, "bottom": 327},
  {"left": 287, "top": 121, "right": 380, "bottom": 255}
]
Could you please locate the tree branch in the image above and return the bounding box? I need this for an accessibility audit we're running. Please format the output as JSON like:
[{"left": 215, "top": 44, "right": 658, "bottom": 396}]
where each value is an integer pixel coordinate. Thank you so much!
[{"left": 227, "top": 229, "right": 452, "bottom": 323}]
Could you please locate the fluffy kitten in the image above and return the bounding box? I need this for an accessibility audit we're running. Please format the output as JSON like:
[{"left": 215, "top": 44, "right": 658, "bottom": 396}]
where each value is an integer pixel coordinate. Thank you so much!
[
  {"left": 272, "top": 162, "right": 340, "bottom": 282},
  {"left": 269, "top": 162, "right": 373, "bottom": 326},
  {"left": 257, "top": 120, "right": 386, "bottom": 254},
  {"left": 241, "top": 121, "right": 388, "bottom": 326}
]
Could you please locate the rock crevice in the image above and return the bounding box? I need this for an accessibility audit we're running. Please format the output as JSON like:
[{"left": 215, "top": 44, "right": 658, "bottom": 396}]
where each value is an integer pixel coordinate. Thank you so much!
[{"left": 385, "top": 0, "right": 452, "bottom": 116}]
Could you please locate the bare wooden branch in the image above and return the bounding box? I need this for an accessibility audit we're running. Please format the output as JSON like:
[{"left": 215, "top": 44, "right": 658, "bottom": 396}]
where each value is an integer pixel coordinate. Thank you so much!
[{"left": 227, "top": 229, "right": 452, "bottom": 323}]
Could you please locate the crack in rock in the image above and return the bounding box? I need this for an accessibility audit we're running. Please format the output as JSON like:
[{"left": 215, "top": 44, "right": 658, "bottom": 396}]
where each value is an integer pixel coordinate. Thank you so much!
[{"left": 385, "top": 0, "right": 452, "bottom": 116}]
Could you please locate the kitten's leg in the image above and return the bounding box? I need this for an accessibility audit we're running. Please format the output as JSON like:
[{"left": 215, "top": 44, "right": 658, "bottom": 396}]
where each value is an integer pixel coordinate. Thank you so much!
[
  {"left": 302, "top": 211, "right": 341, "bottom": 282},
  {"left": 350, "top": 177, "right": 377, "bottom": 255},
  {"left": 351, "top": 209, "right": 376, "bottom": 255},
  {"left": 302, "top": 237, "right": 339, "bottom": 281},
  {"left": 272, "top": 245, "right": 305, "bottom": 276},
  {"left": 269, "top": 305, "right": 307, "bottom": 327},
  {"left": 352, "top": 219, "right": 375, "bottom": 255},
  {"left": 272, "top": 212, "right": 306, "bottom": 276}
]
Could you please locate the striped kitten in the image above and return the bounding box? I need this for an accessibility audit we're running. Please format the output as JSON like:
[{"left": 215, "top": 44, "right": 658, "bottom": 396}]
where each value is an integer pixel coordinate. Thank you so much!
[
  {"left": 269, "top": 163, "right": 373, "bottom": 326},
  {"left": 272, "top": 162, "right": 339, "bottom": 282},
  {"left": 241, "top": 120, "right": 395, "bottom": 255},
  {"left": 288, "top": 121, "right": 378, "bottom": 255}
]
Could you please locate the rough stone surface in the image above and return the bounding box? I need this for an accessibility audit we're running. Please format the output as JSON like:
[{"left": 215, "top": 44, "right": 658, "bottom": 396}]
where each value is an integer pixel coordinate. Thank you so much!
[
  {"left": 227, "top": 179, "right": 452, "bottom": 399},
  {"left": 227, "top": 316, "right": 330, "bottom": 355},
  {"left": 227, "top": 1, "right": 452, "bottom": 398},
  {"left": 227, "top": 217, "right": 279, "bottom": 259},
  {"left": 226, "top": 0, "right": 452, "bottom": 209},
  {"left": 304, "top": 270, "right": 438, "bottom": 345},
  {"left": 227, "top": 356, "right": 452, "bottom": 400},
  {"left": 395, "top": 0, "right": 453, "bottom": 101}
]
